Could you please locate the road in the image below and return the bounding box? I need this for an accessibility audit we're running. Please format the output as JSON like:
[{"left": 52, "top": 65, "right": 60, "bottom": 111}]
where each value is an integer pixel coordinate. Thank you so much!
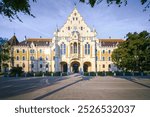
[{"left": 0, "top": 74, "right": 150, "bottom": 100}]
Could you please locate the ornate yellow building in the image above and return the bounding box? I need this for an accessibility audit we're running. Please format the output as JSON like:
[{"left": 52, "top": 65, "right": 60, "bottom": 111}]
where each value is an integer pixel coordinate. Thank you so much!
[{"left": 11, "top": 8, "right": 124, "bottom": 73}]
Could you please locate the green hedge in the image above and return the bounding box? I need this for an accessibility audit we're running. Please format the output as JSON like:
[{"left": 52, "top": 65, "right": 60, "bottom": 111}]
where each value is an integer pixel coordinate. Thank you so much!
[
  {"left": 84, "top": 72, "right": 89, "bottom": 76},
  {"left": 62, "top": 72, "right": 67, "bottom": 76}
]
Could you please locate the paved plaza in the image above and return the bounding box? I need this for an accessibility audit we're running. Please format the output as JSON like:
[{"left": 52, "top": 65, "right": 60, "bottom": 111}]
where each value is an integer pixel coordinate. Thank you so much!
[{"left": 0, "top": 74, "right": 150, "bottom": 100}]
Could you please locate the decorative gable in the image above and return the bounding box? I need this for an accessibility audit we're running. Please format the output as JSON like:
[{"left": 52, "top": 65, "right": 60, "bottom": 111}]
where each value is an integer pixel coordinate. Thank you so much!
[{"left": 55, "top": 7, "right": 96, "bottom": 38}]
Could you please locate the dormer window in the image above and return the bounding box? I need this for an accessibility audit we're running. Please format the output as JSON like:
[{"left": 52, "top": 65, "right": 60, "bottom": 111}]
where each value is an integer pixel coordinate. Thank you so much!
[
  {"left": 73, "top": 17, "right": 75, "bottom": 20},
  {"left": 81, "top": 27, "right": 83, "bottom": 30},
  {"left": 74, "top": 13, "right": 77, "bottom": 16},
  {"left": 76, "top": 17, "right": 78, "bottom": 20}
]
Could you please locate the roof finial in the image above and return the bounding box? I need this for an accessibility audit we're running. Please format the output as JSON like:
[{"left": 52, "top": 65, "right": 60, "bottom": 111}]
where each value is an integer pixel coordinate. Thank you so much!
[{"left": 56, "top": 24, "right": 59, "bottom": 32}]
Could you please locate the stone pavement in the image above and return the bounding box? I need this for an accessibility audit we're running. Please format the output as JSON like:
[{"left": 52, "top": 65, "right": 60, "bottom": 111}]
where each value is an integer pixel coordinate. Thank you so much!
[{"left": 0, "top": 74, "right": 150, "bottom": 100}]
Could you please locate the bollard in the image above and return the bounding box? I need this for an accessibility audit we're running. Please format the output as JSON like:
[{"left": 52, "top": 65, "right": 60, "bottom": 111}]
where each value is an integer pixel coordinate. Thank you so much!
[
  {"left": 114, "top": 72, "right": 116, "bottom": 76},
  {"left": 141, "top": 72, "right": 143, "bottom": 77},
  {"left": 34, "top": 73, "right": 35, "bottom": 77},
  {"left": 25, "top": 73, "right": 27, "bottom": 77},
  {"left": 132, "top": 72, "right": 134, "bottom": 76},
  {"left": 105, "top": 72, "right": 106, "bottom": 76},
  {"left": 42, "top": 73, "right": 44, "bottom": 77},
  {"left": 16, "top": 74, "right": 18, "bottom": 78},
  {"left": 123, "top": 72, "right": 125, "bottom": 76}
]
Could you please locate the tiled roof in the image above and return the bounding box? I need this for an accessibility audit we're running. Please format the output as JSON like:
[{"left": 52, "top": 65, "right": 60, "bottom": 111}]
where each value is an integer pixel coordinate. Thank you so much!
[
  {"left": 99, "top": 39, "right": 124, "bottom": 47},
  {"left": 8, "top": 35, "right": 19, "bottom": 46},
  {"left": 16, "top": 38, "right": 52, "bottom": 46}
]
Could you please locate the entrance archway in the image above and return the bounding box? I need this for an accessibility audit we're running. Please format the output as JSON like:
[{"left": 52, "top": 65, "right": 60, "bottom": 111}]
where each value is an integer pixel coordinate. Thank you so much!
[
  {"left": 60, "top": 62, "right": 68, "bottom": 72},
  {"left": 83, "top": 62, "right": 91, "bottom": 72},
  {"left": 71, "top": 61, "right": 80, "bottom": 73}
]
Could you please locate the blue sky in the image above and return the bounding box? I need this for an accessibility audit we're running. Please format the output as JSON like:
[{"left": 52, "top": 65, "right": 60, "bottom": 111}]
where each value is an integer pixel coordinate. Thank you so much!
[{"left": 0, "top": 0, "right": 150, "bottom": 41}]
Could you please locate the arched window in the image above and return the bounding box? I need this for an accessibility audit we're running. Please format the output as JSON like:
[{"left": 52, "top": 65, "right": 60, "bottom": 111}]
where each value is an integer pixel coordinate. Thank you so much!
[
  {"left": 22, "top": 49, "right": 25, "bottom": 53},
  {"left": 108, "top": 50, "right": 111, "bottom": 54},
  {"left": 46, "top": 64, "right": 49, "bottom": 68},
  {"left": 30, "top": 56, "right": 34, "bottom": 61},
  {"left": 31, "top": 64, "right": 34, "bottom": 68},
  {"left": 40, "top": 57, "right": 42, "bottom": 61},
  {"left": 108, "top": 64, "right": 111, "bottom": 68},
  {"left": 30, "top": 49, "right": 35, "bottom": 53},
  {"left": 16, "top": 49, "right": 19, "bottom": 53},
  {"left": 16, "top": 56, "right": 19, "bottom": 60},
  {"left": 22, "top": 63, "right": 25, "bottom": 68},
  {"left": 22, "top": 56, "right": 25, "bottom": 61},
  {"left": 102, "top": 50, "right": 105, "bottom": 54},
  {"left": 46, "top": 56, "right": 48, "bottom": 60},
  {"left": 61, "top": 43, "right": 66, "bottom": 55},
  {"left": 85, "top": 43, "right": 90, "bottom": 55},
  {"left": 74, "top": 43, "right": 77, "bottom": 53},
  {"left": 40, "top": 49, "right": 42, "bottom": 53}
]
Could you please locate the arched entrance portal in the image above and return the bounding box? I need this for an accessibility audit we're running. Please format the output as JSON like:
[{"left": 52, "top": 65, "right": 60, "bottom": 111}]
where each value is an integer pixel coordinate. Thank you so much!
[
  {"left": 83, "top": 62, "right": 91, "bottom": 72},
  {"left": 60, "top": 62, "right": 68, "bottom": 72},
  {"left": 71, "top": 61, "right": 80, "bottom": 73}
]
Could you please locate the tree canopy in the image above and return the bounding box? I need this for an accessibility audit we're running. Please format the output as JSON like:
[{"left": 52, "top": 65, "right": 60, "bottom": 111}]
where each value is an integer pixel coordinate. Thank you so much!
[
  {"left": 0, "top": 0, "right": 150, "bottom": 21},
  {"left": 0, "top": 0, "right": 36, "bottom": 21},
  {"left": 111, "top": 31, "right": 150, "bottom": 72},
  {"left": 0, "top": 38, "right": 11, "bottom": 72}
]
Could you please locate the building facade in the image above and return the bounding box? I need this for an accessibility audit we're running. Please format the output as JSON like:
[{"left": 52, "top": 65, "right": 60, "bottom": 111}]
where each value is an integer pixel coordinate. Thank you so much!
[{"left": 11, "top": 8, "right": 124, "bottom": 73}]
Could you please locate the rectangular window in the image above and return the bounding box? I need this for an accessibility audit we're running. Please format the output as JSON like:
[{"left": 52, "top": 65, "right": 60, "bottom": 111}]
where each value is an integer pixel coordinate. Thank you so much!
[
  {"left": 31, "top": 64, "right": 34, "bottom": 68},
  {"left": 22, "top": 49, "right": 25, "bottom": 53},
  {"left": 103, "top": 64, "right": 105, "bottom": 68},
  {"left": 40, "top": 64, "right": 42, "bottom": 68},
  {"left": 16, "top": 49, "right": 19, "bottom": 53},
  {"left": 102, "top": 50, "right": 105, "bottom": 54},
  {"left": 40, "top": 49, "right": 42, "bottom": 53},
  {"left": 85, "top": 44, "right": 87, "bottom": 54},
  {"left": 102, "top": 57, "right": 105, "bottom": 61},
  {"left": 88, "top": 44, "right": 90, "bottom": 54},
  {"left": 22, "top": 56, "right": 25, "bottom": 61},
  {"left": 108, "top": 57, "right": 111, "bottom": 61}
]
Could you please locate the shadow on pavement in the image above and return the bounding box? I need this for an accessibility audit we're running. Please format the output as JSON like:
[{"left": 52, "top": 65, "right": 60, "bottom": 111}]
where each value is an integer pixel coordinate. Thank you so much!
[
  {"left": 34, "top": 79, "right": 83, "bottom": 100},
  {"left": 115, "top": 76, "right": 150, "bottom": 88},
  {"left": 0, "top": 76, "right": 70, "bottom": 99}
]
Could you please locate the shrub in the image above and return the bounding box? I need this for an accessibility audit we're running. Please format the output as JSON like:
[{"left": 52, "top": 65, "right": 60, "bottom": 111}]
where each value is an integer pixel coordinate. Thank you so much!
[
  {"left": 53, "top": 72, "right": 61, "bottom": 76},
  {"left": 84, "top": 72, "right": 89, "bottom": 76},
  {"left": 10, "top": 67, "right": 24, "bottom": 77},
  {"left": 90, "top": 72, "right": 96, "bottom": 76},
  {"left": 115, "top": 71, "right": 123, "bottom": 76},
  {"left": 106, "top": 71, "right": 114, "bottom": 76},
  {"left": 62, "top": 72, "right": 67, "bottom": 76},
  {"left": 97, "top": 72, "right": 105, "bottom": 76}
]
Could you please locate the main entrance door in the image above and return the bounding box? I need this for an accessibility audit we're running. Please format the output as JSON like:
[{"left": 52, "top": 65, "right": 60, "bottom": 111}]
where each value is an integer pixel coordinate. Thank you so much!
[
  {"left": 71, "top": 61, "right": 80, "bottom": 73},
  {"left": 73, "top": 63, "right": 79, "bottom": 73}
]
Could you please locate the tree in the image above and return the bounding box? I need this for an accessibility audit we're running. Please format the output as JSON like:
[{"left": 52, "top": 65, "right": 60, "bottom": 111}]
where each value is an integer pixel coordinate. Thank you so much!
[
  {"left": 0, "top": 0, "right": 150, "bottom": 21},
  {"left": 0, "top": 38, "right": 11, "bottom": 72},
  {"left": 111, "top": 31, "right": 150, "bottom": 72},
  {"left": 80, "top": 0, "right": 150, "bottom": 8},
  {"left": 0, "top": 0, "right": 36, "bottom": 21}
]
